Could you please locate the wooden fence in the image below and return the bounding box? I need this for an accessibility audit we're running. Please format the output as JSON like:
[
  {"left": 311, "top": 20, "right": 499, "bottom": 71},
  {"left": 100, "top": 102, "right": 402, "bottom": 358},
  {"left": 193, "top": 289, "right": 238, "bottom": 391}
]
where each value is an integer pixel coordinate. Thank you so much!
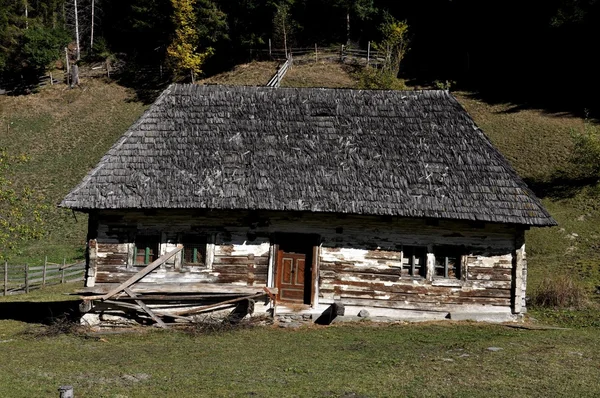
[
  {"left": 267, "top": 55, "right": 292, "bottom": 88},
  {"left": 260, "top": 42, "right": 385, "bottom": 66},
  {"left": 1, "top": 258, "right": 85, "bottom": 296}
]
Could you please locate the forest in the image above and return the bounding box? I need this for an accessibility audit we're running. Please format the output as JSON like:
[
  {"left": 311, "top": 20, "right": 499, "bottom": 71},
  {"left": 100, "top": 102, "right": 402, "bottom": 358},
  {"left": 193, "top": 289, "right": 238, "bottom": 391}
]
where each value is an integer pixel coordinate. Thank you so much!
[{"left": 1, "top": 0, "right": 599, "bottom": 113}]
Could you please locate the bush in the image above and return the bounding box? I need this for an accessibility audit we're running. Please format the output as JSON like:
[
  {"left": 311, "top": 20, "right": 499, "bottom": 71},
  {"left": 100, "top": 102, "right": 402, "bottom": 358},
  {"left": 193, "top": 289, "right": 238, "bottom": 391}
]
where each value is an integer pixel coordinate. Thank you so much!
[
  {"left": 531, "top": 274, "right": 589, "bottom": 309},
  {"left": 570, "top": 120, "right": 600, "bottom": 180},
  {"left": 356, "top": 66, "right": 407, "bottom": 90}
]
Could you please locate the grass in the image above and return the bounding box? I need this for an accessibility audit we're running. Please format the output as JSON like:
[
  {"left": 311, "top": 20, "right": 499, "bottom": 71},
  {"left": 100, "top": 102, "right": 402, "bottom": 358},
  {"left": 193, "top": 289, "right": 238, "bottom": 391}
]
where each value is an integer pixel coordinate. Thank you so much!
[
  {"left": 280, "top": 61, "right": 359, "bottom": 89},
  {"left": 1, "top": 309, "right": 600, "bottom": 397},
  {"left": 199, "top": 61, "right": 278, "bottom": 86},
  {"left": 0, "top": 79, "right": 147, "bottom": 263}
]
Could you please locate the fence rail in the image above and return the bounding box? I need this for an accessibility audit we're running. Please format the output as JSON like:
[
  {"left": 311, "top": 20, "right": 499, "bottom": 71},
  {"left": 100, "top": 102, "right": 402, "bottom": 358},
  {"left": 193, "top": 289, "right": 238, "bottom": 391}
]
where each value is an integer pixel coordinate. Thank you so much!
[
  {"left": 267, "top": 55, "right": 292, "bottom": 88},
  {"left": 1, "top": 258, "right": 85, "bottom": 296}
]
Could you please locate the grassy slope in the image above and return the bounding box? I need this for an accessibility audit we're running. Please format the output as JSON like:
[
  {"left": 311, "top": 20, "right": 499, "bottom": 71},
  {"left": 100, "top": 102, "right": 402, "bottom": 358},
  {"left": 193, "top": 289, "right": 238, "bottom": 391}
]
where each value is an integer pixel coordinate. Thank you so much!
[
  {"left": 456, "top": 94, "right": 600, "bottom": 292},
  {"left": 0, "top": 81, "right": 147, "bottom": 263}
]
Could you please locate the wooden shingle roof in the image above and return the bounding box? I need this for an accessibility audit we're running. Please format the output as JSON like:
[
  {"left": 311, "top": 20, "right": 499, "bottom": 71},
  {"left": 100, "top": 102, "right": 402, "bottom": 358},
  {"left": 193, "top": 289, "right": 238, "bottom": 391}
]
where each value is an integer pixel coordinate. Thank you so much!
[{"left": 61, "top": 84, "right": 556, "bottom": 226}]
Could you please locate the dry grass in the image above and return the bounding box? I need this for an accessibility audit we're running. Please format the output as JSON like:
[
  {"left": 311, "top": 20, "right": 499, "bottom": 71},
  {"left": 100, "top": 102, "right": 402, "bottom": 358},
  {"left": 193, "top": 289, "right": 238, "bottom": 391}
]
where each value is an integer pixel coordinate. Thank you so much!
[
  {"left": 199, "top": 61, "right": 278, "bottom": 86},
  {"left": 531, "top": 274, "right": 590, "bottom": 309},
  {"left": 280, "top": 61, "right": 359, "bottom": 89}
]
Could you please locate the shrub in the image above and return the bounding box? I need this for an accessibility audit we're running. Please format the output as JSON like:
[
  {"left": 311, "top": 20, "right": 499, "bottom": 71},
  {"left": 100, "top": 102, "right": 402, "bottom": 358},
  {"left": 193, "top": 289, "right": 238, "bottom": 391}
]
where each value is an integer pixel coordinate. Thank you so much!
[
  {"left": 356, "top": 66, "right": 407, "bottom": 90},
  {"left": 531, "top": 274, "right": 589, "bottom": 309},
  {"left": 570, "top": 119, "right": 600, "bottom": 180}
]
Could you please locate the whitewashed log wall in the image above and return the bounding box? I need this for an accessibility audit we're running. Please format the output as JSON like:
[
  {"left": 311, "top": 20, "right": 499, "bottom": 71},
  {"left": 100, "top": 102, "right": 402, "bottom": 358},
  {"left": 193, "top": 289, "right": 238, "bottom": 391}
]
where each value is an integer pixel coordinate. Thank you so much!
[{"left": 86, "top": 210, "right": 527, "bottom": 314}]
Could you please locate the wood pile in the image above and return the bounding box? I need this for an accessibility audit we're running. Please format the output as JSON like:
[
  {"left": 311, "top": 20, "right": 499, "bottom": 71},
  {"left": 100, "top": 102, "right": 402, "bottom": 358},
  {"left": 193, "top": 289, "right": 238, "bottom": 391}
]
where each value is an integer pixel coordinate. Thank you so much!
[{"left": 79, "top": 247, "right": 277, "bottom": 328}]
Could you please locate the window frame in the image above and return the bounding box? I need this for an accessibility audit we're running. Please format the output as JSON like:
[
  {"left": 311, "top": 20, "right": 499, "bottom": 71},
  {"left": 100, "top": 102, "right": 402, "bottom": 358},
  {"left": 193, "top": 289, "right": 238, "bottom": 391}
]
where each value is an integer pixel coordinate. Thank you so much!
[
  {"left": 401, "top": 245, "right": 427, "bottom": 278},
  {"left": 181, "top": 234, "right": 208, "bottom": 267},
  {"left": 133, "top": 234, "right": 160, "bottom": 266},
  {"left": 433, "top": 246, "right": 465, "bottom": 280}
]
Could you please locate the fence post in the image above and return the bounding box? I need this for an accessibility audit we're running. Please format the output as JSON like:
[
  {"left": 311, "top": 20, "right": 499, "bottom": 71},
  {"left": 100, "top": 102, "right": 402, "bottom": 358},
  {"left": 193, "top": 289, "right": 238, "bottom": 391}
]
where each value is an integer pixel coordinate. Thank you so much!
[
  {"left": 42, "top": 256, "right": 47, "bottom": 286},
  {"left": 315, "top": 43, "right": 318, "bottom": 63},
  {"left": 61, "top": 257, "right": 66, "bottom": 284},
  {"left": 64, "top": 47, "right": 70, "bottom": 86},
  {"left": 3, "top": 261, "right": 7, "bottom": 296},
  {"left": 340, "top": 45, "right": 344, "bottom": 62},
  {"left": 367, "top": 41, "right": 371, "bottom": 66},
  {"left": 25, "top": 264, "right": 29, "bottom": 294}
]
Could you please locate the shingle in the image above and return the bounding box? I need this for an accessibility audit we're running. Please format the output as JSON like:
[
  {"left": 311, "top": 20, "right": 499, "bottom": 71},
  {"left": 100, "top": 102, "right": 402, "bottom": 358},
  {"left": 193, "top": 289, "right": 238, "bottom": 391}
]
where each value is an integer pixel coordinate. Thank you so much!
[{"left": 60, "top": 84, "right": 556, "bottom": 227}]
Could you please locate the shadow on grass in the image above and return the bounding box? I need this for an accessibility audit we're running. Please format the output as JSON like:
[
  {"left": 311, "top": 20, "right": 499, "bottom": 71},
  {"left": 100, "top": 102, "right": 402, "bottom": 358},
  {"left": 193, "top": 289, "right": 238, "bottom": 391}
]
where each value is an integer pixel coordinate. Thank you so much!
[
  {"left": 0, "top": 301, "right": 81, "bottom": 325},
  {"left": 525, "top": 173, "right": 600, "bottom": 200},
  {"left": 114, "top": 64, "right": 173, "bottom": 105}
]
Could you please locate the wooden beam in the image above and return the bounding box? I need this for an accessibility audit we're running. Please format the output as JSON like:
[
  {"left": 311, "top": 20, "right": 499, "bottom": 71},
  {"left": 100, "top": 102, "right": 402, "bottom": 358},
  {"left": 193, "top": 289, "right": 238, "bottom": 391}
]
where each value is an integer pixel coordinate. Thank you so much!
[
  {"left": 169, "top": 293, "right": 266, "bottom": 316},
  {"left": 81, "top": 283, "right": 275, "bottom": 299},
  {"left": 124, "top": 287, "right": 167, "bottom": 328},
  {"left": 99, "top": 246, "right": 182, "bottom": 301}
]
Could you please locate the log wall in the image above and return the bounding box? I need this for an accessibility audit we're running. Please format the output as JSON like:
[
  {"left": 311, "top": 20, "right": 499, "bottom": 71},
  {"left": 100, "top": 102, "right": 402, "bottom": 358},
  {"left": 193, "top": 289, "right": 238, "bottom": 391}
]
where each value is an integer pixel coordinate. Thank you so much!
[{"left": 86, "top": 209, "right": 527, "bottom": 315}]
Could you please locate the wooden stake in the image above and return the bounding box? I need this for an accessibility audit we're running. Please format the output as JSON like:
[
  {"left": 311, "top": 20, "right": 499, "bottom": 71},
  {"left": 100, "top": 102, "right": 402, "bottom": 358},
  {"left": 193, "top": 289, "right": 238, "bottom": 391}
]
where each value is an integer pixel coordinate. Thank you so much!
[
  {"left": 64, "top": 47, "right": 70, "bottom": 86},
  {"left": 3, "top": 261, "right": 7, "bottom": 296},
  {"left": 315, "top": 43, "right": 318, "bottom": 63},
  {"left": 25, "top": 264, "right": 29, "bottom": 294},
  {"left": 367, "top": 41, "right": 371, "bottom": 66},
  {"left": 42, "top": 256, "right": 47, "bottom": 286},
  {"left": 61, "top": 258, "right": 66, "bottom": 283}
]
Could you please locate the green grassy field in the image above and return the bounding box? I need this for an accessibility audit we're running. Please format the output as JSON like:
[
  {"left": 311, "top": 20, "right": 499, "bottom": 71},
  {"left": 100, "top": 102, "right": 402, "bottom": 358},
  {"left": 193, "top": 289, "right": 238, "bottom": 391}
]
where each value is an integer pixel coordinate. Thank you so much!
[{"left": 0, "top": 293, "right": 598, "bottom": 398}]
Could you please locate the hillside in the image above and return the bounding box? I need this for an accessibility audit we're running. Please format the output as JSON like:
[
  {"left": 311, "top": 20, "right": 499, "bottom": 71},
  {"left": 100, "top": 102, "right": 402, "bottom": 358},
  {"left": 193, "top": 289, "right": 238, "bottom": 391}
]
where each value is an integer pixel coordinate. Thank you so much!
[{"left": 1, "top": 63, "right": 598, "bottom": 298}]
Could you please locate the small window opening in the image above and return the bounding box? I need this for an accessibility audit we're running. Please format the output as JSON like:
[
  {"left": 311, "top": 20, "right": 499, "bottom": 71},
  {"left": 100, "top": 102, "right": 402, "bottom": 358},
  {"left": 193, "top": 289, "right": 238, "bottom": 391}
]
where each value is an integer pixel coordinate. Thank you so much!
[
  {"left": 402, "top": 246, "right": 427, "bottom": 277},
  {"left": 134, "top": 235, "right": 160, "bottom": 265},
  {"left": 434, "top": 246, "right": 464, "bottom": 279},
  {"left": 182, "top": 235, "right": 207, "bottom": 266}
]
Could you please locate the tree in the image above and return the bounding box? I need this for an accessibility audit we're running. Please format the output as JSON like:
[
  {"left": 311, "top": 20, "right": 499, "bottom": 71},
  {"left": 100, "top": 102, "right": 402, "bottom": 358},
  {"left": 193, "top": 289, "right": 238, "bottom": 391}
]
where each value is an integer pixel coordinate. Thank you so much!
[
  {"left": 333, "top": 0, "right": 377, "bottom": 45},
  {"left": 373, "top": 14, "right": 409, "bottom": 77},
  {"left": 0, "top": 149, "right": 46, "bottom": 260},
  {"left": 272, "top": 2, "right": 294, "bottom": 54},
  {"left": 167, "top": 0, "right": 213, "bottom": 82},
  {"left": 21, "top": 24, "right": 70, "bottom": 73}
]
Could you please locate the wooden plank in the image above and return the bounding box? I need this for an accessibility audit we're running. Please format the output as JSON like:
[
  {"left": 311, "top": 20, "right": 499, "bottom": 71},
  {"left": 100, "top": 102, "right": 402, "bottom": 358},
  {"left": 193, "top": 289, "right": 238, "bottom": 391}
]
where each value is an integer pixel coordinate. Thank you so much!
[
  {"left": 169, "top": 293, "right": 267, "bottom": 316},
  {"left": 100, "top": 246, "right": 182, "bottom": 300},
  {"left": 124, "top": 287, "right": 167, "bottom": 328},
  {"left": 81, "top": 282, "right": 272, "bottom": 299}
]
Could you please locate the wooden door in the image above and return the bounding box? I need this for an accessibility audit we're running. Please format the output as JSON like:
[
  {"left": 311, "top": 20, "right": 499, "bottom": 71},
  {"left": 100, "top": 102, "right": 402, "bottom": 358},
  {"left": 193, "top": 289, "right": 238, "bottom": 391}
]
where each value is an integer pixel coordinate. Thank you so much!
[{"left": 276, "top": 250, "right": 306, "bottom": 303}]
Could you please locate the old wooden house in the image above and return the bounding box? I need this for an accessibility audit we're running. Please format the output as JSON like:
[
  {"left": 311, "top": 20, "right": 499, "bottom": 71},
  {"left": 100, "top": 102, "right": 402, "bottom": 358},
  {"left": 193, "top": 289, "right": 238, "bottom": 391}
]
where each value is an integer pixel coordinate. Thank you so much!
[{"left": 61, "top": 84, "right": 556, "bottom": 324}]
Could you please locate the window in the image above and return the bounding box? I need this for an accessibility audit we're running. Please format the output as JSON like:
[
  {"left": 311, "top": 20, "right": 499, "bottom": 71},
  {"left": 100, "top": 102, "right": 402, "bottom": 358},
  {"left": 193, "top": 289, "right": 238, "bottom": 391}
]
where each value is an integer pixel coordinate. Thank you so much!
[
  {"left": 402, "top": 246, "right": 427, "bottom": 277},
  {"left": 434, "top": 246, "right": 464, "bottom": 279},
  {"left": 134, "top": 234, "right": 160, "bottom": 265},
  {"left": 182, "top": 235, "right": 207, "bottom": 266}
]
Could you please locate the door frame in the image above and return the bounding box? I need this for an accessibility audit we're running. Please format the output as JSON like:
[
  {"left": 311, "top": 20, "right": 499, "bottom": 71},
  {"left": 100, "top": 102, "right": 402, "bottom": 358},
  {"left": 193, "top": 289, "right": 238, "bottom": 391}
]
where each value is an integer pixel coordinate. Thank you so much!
[{"left": 271, "top": 233, "right": 320, "bottom": 307}]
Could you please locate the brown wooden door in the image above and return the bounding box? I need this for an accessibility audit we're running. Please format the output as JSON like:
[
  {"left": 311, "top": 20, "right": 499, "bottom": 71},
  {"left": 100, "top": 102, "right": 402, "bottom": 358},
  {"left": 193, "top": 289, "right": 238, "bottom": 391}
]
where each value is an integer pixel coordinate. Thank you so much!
[{"left": 276, "top": 250, "right": 306, "bottom": 303}]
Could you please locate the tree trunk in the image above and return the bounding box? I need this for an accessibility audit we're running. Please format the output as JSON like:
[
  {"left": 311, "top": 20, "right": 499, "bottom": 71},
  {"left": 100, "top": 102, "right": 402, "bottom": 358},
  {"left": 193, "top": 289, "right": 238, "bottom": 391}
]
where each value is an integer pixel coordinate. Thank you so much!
[
  {"left": 90, "top": 0, "right": 94, "bottom": 51},
  {"left": 346, "top": 9, "right": 350, "bottom": 45},
  {"left": 74, "top": 0, "right": 81, "bottom": 60},
  {"left": 24, "top": 0, "right": 28, "bottom": 29}
]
